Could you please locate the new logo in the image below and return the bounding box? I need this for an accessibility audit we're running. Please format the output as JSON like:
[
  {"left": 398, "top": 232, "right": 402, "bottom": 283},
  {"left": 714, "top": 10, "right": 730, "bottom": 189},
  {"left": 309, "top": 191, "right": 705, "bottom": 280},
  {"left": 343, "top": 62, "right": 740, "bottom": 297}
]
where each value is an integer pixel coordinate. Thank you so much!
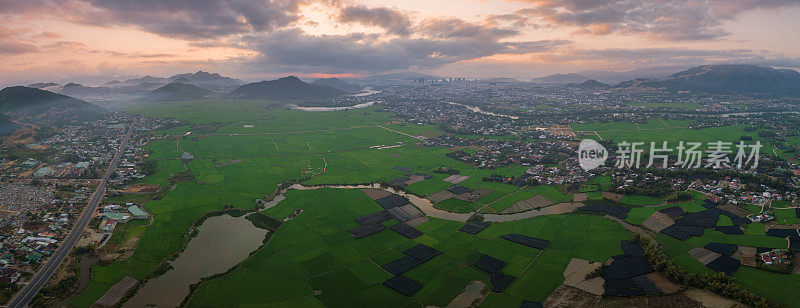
[{"left": 578, "top": 139, "right": 608, "bottom": 171}]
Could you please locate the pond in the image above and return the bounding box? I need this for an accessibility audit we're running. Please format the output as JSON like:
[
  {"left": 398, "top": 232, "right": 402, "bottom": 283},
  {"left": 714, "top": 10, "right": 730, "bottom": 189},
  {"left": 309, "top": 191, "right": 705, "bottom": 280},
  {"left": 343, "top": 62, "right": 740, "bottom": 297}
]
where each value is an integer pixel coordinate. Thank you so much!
[{"left": 124, "top": 214, "right": 267, "bottom": 307}]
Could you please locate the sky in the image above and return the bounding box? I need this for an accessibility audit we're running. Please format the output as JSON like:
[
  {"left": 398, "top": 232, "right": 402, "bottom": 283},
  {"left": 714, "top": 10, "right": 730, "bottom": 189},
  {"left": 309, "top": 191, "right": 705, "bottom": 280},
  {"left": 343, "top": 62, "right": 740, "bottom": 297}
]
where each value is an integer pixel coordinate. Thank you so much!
[{"left": 1, "top": 0, "right": 800, "bottom": 86}]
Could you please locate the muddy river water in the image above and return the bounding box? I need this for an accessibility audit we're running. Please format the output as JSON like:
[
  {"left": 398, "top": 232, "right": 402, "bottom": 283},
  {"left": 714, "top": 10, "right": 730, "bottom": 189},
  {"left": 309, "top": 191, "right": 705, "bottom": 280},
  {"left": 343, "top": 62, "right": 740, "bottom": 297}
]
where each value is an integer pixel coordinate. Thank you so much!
[{"left": 124, "top": 214, "right": 267, "bottom": 307}]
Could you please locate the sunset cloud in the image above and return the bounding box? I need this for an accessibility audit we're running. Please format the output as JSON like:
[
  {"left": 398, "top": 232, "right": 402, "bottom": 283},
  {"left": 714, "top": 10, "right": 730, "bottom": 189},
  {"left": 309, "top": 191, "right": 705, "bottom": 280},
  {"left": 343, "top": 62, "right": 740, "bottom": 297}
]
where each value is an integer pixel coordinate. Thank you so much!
[
  {"left": 0, "top": 0, "right": 798, "bottom": 85},
  {"left": 337, "top": 4, "right": 412, "bottom": 35},
  {"left": 510, "top": 0, "right": 800, "bottom": 40}
]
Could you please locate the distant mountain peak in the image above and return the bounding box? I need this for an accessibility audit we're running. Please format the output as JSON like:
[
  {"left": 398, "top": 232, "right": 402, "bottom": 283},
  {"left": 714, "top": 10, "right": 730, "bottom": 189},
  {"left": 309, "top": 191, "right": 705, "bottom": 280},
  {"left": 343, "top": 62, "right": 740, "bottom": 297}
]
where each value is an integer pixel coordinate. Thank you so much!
[
  {"left": 567, "top": 79, "right": 610, "bottom": 90},
  {"left": 140, "top": 82, "right": 215, "bottom": 102},
  {"left": 311, "top": 77, "right": 362, "bottom": 92},
  {"left": 531, "top": 73, "right": 590, "bottom": 84},
  {"left": 228, "top": 76, "right": 345, "bottom": 100},
  {"left": 279, "top": 76, "right": 303, "bottom": 82}
]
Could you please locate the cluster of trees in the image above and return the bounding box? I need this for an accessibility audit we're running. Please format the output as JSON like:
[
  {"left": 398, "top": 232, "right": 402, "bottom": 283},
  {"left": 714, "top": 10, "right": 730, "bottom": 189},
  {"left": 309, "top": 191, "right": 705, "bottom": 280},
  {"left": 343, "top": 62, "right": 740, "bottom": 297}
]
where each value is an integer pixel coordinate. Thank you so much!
[
  {"left": 482, "top": 173, "right": 512, "bottom": 183},
  {"left": 643, "top": 167, "right": 794, "bottom": 193},
  {"left": 612, "top": 179, "right": 675, "bottom": 197},
  {"left": 632, "top": 234, "right": 770, "bottom": 307},
  {"left": 138, "top": 159, "right": 157, "bottom": 175},
  {"left": 665, "top": 191, "right": 693, "bottom": 202},
  {"left": 432, "top": 166, "right": 459, "bottom": 174}
]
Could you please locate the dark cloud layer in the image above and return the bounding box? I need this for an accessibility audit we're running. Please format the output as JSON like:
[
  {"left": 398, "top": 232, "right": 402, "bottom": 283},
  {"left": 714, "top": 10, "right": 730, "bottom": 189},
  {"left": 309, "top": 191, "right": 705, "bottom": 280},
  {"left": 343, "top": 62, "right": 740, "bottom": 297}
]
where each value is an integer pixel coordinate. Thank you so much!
[
  {"left": 0, "top": 0, "right": 303, "bottom": 40},
  {"left": 513, "top": 0, "right": 800, "bottom": 40},
  {"left": 337, "top": 5, "right": 412, "bottom": 35},
  {"left": 0, "top": 0, "right": 798, "bottom": 76},
  {"left": 247, "top": 28, "right": 570, "bottom": 72},
  {"left": 85, "top": 0, "right": 302, "bottom": 39}
]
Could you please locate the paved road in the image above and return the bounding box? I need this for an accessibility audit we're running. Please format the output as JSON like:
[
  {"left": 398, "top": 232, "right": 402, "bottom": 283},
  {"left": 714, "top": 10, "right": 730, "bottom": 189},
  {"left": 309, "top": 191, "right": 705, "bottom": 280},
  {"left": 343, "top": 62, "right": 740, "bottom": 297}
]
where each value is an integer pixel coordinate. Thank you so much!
[{"left": 7, "top": 119, "right": 136, "bottom": 308}]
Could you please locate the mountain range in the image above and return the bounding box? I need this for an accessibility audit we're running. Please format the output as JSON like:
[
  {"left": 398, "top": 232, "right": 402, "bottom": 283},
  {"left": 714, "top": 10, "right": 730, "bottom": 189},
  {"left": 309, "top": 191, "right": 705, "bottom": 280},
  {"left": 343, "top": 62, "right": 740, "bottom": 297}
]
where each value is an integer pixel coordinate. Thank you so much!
[
  {"left": 228, "top": 76, "right": 346, "bottom": 101},
  {"left": 531, "top": 73, "right": 592, "bottom": 84},
  {"left": 619, "top": 65, "right": 800, "bottom": 96},
  {"left": 311, "top": 77, "right": 363, "bottom": 93},
  {"left": 141, "top": 82, "right": 215, "bottom": 102}
]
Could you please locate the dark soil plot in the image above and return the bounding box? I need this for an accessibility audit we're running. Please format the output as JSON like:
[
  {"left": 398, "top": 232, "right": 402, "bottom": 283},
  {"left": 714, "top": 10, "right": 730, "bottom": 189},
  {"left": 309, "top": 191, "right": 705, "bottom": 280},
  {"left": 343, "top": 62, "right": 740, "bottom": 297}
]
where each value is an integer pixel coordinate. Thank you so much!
[
  {"left": 402, "top": 244, "right": 441, "bottom": 263},
  {"left": 660, "top": 225, "right": 691, "bottom": 240},
  {"left": 389, "top": 222, "right": 423, "bottom": 239},
  {"left": 715, "top": 226, "right": 743, "bottom": 234},
  {"left": 704, "top": 243, "right": 738, "bottom": 256},
  {"left": 702, "top": 199, "right": 719, "bottom": 209},
  {"left": 354, "top": 211, "right": 393, "bottom": 225},
  {"left": 673, "top": 225, "right": 705, "bottom": 237},
  {"left": 382, "top": 275, "right": 422, "bottom": 297},
  {"left": 474, "top": 254, "right": 507, "bottom": 275},
  {"left": 520, "top": 301, "right": 543, "bottom": 308},
  {"left": 387, "top": 204, "right": 423, "bottom": 222},
  {"left": 388, "top": 178, "right": 409, "bottom": 187},
  {"left": 620, "top": 240, "right": 645, "bottom": 256},
  {"left": 659, "top": 206, "right": 686, "bottom": 218},
  {"left": 413, "top": 173, "right": 433, "bottom": 179},
  {"left": 602, "top": 255, "right": 654, "bottom": 280},
  {"left": 789, "top": 236, "right": 800, "bottom": 252},
  {"left": 361, "top": 189, "right": 392, "bottom": 200},
  {"left": 381, "top": 256, "right": 422, "bottom": 275},
  {"left": 729, "top": 216, "right": 751, "bottom": 226},
  {"left": 577, "top": 202, "right": 631, "bottom": 219},
  {"left": 446, "top": 185, "right": 471, "bottom": 195},
  {"left": 766, "top": 228, "right": 799, "bottom": 238},
  {"left": 718, "top": 210, "right": 750, "bottom": 226},
  {"left": 500, "top": 234, "right": 550, "bottom": 250},
  {"left": 459, "top": 222, "right": 490, "bottom": 235},
  {"left": 489, "top": 273, "right": 517, "bottom": 293},
  {"left": 796, "top": 208, "right": 800, "bottom": 219},
  {"left": 705, "top": 255, "right": 741, "bottom": 275},
  {"left": 375, "top": 194, "right": 410, "bottom": 209},
  {"left": 348, "top": 223, "right": 386, "bottom": 239},
  {"left": 674, "top": 210, "right": 720, "bottom": 228},
  {"left": 605, "top": 275, "right": 662, "bottom": 297}
]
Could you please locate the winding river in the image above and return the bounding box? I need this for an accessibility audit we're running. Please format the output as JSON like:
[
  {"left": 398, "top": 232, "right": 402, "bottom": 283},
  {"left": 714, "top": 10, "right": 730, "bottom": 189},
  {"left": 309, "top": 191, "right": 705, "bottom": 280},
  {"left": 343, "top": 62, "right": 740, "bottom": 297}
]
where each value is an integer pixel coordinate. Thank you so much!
[
  {"left": 446, "top": 102, "right": 519, "bottom": 119},
  {"left": 268, "top": 183, "right": 580, "bottom": 223}
]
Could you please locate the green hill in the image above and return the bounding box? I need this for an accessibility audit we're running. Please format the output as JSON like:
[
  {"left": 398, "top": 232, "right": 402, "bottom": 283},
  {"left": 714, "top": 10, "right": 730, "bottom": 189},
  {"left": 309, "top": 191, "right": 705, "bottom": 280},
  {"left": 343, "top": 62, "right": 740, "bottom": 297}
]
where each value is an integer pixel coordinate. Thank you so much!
[
  {"left": 141, "top": 82, "right": 215, "bottom": 102},
  {"left": 0, "top": 86, "right": 104, "bottom": 125},
  {"left": 228, "top": 76, "right": 346, "bottom": 100},
  {"left": 0, "top": 113, "right": 19, "bottom": 137}
]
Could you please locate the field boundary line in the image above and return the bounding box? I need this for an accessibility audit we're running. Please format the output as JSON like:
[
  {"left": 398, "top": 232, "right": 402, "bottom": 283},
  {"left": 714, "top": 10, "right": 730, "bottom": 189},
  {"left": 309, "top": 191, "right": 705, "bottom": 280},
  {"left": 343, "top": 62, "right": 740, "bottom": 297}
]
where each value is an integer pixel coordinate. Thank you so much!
[
  {"left": 265, "top": 126, "right": 280, "bottom": 151},
  {"left": 196, "top": 125, "right": 381, "bottom": 136},
  {"left": 378, "top": 125, "right": 427, "bottom": 140},
  {"left": 485, "top": 185, "right": 528, "bottom": 206}
]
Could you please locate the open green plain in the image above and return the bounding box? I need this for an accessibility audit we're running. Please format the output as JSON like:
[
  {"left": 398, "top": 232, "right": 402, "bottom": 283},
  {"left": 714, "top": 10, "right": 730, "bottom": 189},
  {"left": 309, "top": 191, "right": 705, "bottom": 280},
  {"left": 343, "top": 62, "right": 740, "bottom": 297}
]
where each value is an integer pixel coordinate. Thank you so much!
[
  {"left": 185, "top": 188, "right": 630, "bottom": 307},
  {"left": 72, "top": 100, "right": 799, "bottom": 307}
]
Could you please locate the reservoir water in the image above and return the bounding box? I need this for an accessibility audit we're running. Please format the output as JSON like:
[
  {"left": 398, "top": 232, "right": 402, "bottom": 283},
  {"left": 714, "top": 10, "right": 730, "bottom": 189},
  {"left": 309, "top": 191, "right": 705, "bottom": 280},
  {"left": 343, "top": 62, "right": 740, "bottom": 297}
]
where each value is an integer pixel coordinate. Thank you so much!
[
  {"left": 288, "top": 101, "right": 376, "bottom": 111},
  {"left": 124, "top": 214, "right": 267, "bottom": 307}
]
